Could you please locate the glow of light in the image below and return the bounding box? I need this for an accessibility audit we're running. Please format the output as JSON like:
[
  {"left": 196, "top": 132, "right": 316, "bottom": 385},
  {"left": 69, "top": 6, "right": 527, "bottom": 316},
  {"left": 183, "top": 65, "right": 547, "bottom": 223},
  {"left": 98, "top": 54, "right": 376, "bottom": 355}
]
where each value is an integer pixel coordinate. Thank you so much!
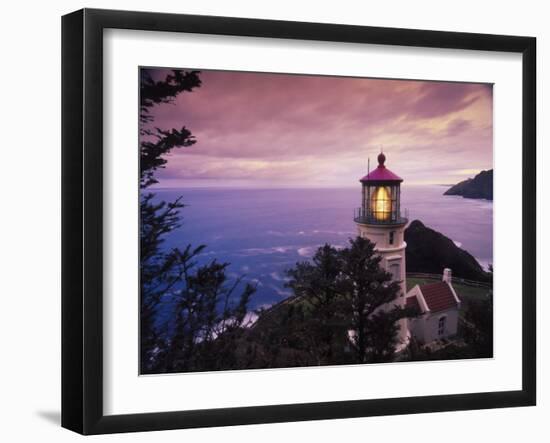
[{"left": 372, "top": 186, "right": 391, "bottom": 221}]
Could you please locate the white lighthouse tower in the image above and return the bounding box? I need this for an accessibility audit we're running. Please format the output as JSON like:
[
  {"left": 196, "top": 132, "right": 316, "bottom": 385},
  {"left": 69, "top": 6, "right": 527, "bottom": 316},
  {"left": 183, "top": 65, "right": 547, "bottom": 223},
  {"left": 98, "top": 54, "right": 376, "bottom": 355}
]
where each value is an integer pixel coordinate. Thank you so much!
[{"left": 354, "top": 152, "right": 408, "bottom": 342}]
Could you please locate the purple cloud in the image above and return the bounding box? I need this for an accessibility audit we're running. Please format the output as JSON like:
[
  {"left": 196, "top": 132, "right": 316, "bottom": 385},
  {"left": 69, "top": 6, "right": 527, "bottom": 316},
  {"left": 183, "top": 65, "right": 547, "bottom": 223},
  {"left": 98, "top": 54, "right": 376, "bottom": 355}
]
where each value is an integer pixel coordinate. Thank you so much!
[{"left": 141, "top": 69, "right": 493, "bottom": 188}]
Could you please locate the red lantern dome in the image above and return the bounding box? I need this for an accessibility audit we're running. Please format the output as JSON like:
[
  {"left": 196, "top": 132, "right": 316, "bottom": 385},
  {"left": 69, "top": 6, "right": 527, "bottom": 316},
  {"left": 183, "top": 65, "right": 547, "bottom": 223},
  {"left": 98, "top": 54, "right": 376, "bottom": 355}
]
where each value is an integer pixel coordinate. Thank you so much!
[{"left": 360, "top": 152, "right": 403, "bottom": 183}]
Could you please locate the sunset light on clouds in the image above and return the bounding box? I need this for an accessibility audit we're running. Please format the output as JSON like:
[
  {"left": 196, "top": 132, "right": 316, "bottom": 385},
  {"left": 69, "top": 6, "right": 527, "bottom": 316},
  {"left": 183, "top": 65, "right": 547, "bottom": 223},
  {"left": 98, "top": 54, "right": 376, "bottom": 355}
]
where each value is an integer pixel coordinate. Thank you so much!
[{"left": 144, "top": 69, "right": 493, "bottom": 188}]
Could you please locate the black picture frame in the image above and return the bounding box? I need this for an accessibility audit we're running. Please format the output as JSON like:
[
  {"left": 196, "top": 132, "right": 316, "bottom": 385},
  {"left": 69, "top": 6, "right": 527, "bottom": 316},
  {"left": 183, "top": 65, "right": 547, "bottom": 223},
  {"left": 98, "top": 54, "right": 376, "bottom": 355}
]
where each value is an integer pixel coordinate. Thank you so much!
[{"left": 62, "top": 8, "right": 536, "bottom": 435}]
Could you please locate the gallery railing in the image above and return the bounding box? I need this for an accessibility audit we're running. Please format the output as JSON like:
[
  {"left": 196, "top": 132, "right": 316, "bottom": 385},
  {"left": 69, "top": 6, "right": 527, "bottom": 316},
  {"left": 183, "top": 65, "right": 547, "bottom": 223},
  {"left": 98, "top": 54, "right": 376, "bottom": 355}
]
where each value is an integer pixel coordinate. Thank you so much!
[{"left": 353, "top": 207, "right": 409, "bottom": 225}]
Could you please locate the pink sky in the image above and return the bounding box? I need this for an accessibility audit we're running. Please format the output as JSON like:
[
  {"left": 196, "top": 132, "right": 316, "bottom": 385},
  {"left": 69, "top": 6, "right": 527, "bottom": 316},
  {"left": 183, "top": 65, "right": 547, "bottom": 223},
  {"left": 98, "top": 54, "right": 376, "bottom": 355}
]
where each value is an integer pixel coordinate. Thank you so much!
[{"left": 143, "top": 69, "right": 493, "bottom": 188}]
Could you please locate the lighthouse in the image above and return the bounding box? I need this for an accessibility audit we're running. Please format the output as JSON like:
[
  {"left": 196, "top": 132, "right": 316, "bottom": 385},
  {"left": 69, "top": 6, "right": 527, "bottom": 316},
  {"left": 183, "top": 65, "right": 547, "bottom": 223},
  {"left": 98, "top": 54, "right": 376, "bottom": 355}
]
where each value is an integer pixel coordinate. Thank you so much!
[{"left": 354, "top": 152, "right": 409, "bottom": 341}]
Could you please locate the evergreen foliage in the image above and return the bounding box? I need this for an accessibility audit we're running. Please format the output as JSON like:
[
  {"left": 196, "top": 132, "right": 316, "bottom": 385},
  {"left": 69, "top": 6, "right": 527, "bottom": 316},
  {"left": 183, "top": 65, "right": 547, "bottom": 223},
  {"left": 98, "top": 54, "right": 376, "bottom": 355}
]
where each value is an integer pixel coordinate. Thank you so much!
[
  {"left": 242, "top": 237, "right": 413, "bottom": 369},
  {"left": 139, "top": 69, "right": 255, "bottom": 374}
]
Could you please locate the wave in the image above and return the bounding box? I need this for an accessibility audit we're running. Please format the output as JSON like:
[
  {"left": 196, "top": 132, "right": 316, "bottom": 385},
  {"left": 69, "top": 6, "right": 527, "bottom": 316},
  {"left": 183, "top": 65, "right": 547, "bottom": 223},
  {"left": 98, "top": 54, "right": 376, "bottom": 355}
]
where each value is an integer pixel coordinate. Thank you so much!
[
  {"left": 238, "top": 245, "right": 294, "bottom": 256},
  {"left": 270, "top": 271, "right": 290, "bottom": 282},
  {"left": 269, "top": 284, "right": 292, "bottom": 298},
  {"left": 266, "top": 230, "right": 285, "bottom": 236},
  {"left": 247, "top": 277, "right": 263, "bottom": 287},
  {"left": 475, "top": 257, "right": 492, "bottom": 271},
  {"left": 312, "top": 229, "right": 355, "bottom": 236},
  {"left": 297, "top": 246, "right": 315, "bottom": 257}
]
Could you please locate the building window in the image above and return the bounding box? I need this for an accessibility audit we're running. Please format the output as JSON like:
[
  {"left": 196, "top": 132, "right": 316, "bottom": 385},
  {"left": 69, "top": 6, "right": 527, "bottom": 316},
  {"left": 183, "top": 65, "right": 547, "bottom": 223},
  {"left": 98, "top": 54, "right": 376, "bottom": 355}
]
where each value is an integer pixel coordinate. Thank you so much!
[
  {"left": 438, "top": 316, "right": 446, "bottom": 336},
  {"left": 389, "top": 231, "right": 395, "bottom": 245},
  {"left": 389, "top": 263, "right": 400, "bottom": 281}
]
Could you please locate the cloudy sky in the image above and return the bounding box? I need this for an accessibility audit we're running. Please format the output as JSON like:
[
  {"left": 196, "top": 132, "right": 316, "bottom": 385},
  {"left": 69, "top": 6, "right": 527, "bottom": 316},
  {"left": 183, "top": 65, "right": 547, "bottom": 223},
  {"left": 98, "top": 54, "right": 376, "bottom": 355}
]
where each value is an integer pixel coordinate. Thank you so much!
[{"left": 143, "top": 69, "right": 493, "bottom": 188}]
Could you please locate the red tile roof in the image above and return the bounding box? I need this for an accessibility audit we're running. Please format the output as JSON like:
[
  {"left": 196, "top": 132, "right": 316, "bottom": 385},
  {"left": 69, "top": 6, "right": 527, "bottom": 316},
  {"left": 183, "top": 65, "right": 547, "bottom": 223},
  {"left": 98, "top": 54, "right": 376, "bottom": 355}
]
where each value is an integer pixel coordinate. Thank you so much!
[
  {"left": 405, "top": 295, "right": 420, "bottom": 311},
  {"left": 419, "top": 282, "right": 458, "bottom": 312}
]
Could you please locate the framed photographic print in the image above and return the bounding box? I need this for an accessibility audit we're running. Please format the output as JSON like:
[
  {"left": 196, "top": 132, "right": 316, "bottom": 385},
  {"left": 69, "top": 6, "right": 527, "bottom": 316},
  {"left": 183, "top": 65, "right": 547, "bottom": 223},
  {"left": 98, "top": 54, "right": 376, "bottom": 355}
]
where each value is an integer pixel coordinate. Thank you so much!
[{"left": 61, "top": 8, "right": 536, "bottom": 435}]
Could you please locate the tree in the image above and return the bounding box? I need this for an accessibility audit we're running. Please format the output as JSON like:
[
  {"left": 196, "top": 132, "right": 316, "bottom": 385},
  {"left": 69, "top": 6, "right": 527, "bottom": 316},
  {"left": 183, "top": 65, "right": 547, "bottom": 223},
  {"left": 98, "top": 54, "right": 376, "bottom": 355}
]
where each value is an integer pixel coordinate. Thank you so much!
[
  {"left": 140, "top": 69, "right": 202, "bottom": 188},
  {"left": 338, "top": 237, "right": 407, "bottom": 363},
  {"left": 139, "top": 69, "right": 255, "bottom": 373},
  {"left": 283, "top": 237, "right": 410, "bottom": 366},
  {"left": 237, "top": 300, "right": 319, "bottom": 369},
  {"left": 286, "top": 244, "right": 348, "bottom": 365},
  {"left": 155, "top": 259, "right": 255, "bottom": 373},
  {"left": 462, "top": 265, "right": 493, "bottom": 357}
]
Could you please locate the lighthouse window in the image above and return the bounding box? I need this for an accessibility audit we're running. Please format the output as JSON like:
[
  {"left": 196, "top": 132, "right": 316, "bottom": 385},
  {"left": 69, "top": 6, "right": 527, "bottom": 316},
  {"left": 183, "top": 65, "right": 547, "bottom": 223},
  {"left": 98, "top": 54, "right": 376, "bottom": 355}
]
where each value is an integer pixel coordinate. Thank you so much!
[
  {"left": 370, "top": 186, "right": 392, "bottom": 221},
  {"left": 389, "top": 263, "right": 400, "bottom": 281},
  {"left": 389, "top": 231, "right": 395, "bottom": 245},
  {"left": 438, "top": 316, "right": 446, "bottom": 336}
]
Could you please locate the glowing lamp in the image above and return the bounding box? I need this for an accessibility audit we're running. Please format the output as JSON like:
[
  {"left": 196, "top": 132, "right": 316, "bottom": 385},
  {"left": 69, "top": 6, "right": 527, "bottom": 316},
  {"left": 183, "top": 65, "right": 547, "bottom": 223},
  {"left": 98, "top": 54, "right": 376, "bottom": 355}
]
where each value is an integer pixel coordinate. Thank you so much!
[
  {"left": 371, "top": 186, "right": 392, "bottom": 221},
  {"left": 356, "top": 152, "right": 404, "bottom": 225}
]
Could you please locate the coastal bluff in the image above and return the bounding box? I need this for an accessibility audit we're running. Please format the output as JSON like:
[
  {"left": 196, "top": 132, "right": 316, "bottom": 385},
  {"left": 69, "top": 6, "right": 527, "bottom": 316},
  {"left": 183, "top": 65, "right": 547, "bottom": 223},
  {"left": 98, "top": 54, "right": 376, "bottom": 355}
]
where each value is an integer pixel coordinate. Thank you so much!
[
  {"left": 444, "top": 169, "right": 493, "bottom": 200},
  {"left": 405, "top": 220, "right": 490, "bottom": 282}
]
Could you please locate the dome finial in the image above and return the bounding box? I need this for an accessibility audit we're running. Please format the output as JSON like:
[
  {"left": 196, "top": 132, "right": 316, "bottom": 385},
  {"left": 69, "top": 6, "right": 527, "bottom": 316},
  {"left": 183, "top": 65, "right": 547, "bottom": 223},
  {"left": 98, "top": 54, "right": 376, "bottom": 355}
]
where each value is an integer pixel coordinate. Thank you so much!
[{"left": 377, "top": 151, "right": 386, "bottom": 166}]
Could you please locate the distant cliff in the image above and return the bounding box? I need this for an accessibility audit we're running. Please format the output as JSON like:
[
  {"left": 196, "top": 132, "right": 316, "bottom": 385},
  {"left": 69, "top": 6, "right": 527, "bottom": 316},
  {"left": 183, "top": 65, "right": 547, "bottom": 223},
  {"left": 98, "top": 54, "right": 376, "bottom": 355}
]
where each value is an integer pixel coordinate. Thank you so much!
[
  {"left": 405, "top": 220, "right": 490, "bottom": 282},
  {"left": 444, "top": 169, "right": 493, "bottom": 200}
]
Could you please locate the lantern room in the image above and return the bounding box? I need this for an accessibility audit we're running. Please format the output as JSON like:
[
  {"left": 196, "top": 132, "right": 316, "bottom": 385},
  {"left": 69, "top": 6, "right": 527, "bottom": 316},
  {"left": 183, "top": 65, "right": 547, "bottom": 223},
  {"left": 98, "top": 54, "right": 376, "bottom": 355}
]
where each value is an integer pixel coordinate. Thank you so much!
[{"left": 354, "top": 152, "right": 407, "bottom": 225}]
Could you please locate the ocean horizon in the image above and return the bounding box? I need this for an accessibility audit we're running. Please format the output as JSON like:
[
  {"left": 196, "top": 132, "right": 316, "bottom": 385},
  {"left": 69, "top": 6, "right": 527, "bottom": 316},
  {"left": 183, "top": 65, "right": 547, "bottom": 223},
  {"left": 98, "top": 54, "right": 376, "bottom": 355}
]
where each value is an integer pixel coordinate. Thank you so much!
[{"left": 151, "top": 185, "right": 493, "bottom": 310}]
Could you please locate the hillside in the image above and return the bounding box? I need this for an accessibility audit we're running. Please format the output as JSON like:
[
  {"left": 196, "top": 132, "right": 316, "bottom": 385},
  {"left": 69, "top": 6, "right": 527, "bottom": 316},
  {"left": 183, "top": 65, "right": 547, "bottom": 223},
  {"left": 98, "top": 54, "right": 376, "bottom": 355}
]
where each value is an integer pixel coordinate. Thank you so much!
[
  {"left": 405, "top": 220, "right": 490, "bottom": 282},
  {"left": 444, "top": 169, "right": 493, "bottom": 200}
]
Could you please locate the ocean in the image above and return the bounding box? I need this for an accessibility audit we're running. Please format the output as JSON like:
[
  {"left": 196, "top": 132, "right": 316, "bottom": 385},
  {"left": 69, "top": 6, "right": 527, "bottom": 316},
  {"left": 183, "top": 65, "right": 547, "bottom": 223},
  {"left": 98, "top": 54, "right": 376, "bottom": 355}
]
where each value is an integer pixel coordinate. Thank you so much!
[{"left": 151, "top": 185, "right": 493, "bottom": 310}]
